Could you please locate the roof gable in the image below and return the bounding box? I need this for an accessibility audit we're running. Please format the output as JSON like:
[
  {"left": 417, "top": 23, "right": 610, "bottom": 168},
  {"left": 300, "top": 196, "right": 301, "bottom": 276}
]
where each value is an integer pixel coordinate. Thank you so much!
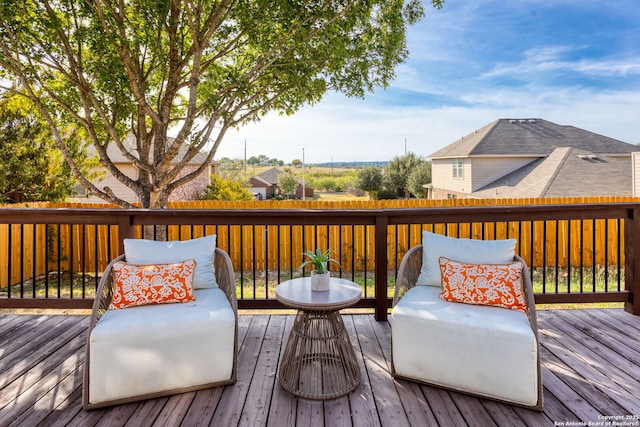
[
  {"left": 471, "top": 147, "right": 632, "bottom": 198},
  {"left": 429, "top": 119, "right": 639, "bottom": 159},
  {"left": 255, "top": 167, "right": 284, "bottom": 185}
]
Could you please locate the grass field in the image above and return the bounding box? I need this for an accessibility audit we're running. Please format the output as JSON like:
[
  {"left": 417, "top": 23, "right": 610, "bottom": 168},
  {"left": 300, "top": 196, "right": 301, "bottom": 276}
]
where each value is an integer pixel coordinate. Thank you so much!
[{"left": 316, "top": 191, "right": 370, "bottom": 201}]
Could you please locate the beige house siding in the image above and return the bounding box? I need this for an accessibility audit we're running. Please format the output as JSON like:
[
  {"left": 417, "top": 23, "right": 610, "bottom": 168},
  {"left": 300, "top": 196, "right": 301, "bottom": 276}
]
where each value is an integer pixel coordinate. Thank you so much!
[
  {"left": 633, "top": 152, "right": 640, "bottom": 197},
  {"left": 431, "top": 158, "right": 473, "bottom": 196},
  {"left": 77, "top": 164, "right": 139, "bottom": 204},
  {"left": 74, "top": 164, "right": 211, "bottom": 204}
]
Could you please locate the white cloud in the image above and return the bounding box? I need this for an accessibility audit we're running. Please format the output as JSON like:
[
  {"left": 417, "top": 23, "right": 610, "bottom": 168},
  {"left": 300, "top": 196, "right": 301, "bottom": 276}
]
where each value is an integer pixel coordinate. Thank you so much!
[{"left": 484, "top": 46, "right": 640, "bottom": 79}]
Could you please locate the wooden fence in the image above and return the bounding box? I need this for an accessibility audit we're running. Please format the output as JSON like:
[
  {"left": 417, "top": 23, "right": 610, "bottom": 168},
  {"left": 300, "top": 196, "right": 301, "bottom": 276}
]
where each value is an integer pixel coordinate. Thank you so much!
[{"left": 0, "top": 196, "right": 636, "bottom": 288}]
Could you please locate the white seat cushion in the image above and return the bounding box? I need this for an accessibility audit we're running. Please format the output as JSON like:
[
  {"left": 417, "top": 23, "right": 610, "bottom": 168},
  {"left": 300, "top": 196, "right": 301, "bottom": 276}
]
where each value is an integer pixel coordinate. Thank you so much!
[
  {"left": 89, "top": 288, "right": 235, "bottom": 405},
  {"left": 390, "top": 286, "right": 538, "bottom": 406}
]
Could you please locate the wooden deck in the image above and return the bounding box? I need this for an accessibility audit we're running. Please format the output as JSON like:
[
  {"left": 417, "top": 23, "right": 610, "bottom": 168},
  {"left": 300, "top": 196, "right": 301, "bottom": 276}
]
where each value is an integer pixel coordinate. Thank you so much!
[{"left": 1, "top": 309, "right": 639, "bottom": 426}]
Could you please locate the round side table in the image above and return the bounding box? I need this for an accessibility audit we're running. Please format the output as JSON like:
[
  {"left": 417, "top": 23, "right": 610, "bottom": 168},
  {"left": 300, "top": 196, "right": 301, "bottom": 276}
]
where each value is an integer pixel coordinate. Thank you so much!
[{"left": 276, "top": 277, "right": 362, "bottom": 400}]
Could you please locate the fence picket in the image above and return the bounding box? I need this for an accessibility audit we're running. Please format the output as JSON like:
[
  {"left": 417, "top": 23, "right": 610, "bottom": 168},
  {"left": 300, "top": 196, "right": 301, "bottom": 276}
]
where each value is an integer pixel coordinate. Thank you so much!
[{"left": 1, "top": 196, "right": 638, "bottom": 288}]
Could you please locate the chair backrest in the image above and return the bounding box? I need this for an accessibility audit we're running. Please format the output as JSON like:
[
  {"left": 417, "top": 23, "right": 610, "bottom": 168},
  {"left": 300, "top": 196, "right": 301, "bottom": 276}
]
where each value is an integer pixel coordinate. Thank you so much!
[
  {"left": 394, "top": 245, "right": 539, "bottom": 326},
  {"left": 89, "top": 247, "right": 237, "bottom": 330}
]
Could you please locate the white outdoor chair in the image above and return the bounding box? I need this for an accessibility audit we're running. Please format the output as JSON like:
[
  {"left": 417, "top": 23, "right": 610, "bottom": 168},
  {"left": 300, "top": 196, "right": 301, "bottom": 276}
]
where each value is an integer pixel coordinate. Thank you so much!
[
  {"left": 83, "top": 238, "right": 237, "bottom": 410},
  {"left": 390, "top": 234, "right": 543, "bottom": 411}
]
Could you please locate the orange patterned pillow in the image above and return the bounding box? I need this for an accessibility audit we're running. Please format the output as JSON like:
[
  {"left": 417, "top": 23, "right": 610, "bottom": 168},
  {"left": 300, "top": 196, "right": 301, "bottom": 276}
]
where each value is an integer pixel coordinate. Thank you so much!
[
  {"left": 439, "top": 257, "right": 528, "bottom": 313},
  {"left": 109, "top": 259, "right": 197, "bottom": 310}
]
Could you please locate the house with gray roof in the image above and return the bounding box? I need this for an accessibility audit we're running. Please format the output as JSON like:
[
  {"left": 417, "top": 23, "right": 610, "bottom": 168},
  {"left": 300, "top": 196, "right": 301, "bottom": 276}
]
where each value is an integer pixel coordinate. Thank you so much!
[
  {"left": 249, "top": 167, "right": 314, "bottom": 199},
  {"left": 428, "top": 118, "right": 640, "bottom": 199}
]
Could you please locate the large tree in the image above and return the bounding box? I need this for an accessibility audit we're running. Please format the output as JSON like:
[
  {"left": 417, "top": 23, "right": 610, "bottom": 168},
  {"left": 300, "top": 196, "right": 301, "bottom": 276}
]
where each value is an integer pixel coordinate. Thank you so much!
[
  {"left": 0, "top": 0, "right": 443, "bottom": 208},
  {"left": 356, "top": 166, "right": 383, "bottom": 199},
  {"left": 0, "top": 92, "right": 94, "bottom": 203},
  {"left": 407, "top": 161, "right": 432, "bottom": 198},
  {"left": 384, "top": 152, "right": 424, "bottom": 198}
]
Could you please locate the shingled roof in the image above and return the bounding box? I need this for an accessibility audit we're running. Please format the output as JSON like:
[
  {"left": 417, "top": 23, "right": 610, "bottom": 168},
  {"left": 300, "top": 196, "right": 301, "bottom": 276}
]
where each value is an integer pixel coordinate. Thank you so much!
[
  {"left": 471, "top": 147, "right": 632, "bottom": 198},
  {"left": 255, "top": 167, "right": 283, "bottom": 185},
  {"left": 429, "top": 119, "right": 638, "bottom": 158}
]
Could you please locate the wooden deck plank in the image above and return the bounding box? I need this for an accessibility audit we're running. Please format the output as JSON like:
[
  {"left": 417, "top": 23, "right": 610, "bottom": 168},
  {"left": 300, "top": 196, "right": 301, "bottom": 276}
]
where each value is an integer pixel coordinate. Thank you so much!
[
  {"left": 451, "top": 392, "right": 499, "bottom": 427},
  {"left": 0, "top": 328, "right": 85, "bottom": 425},
  {"left": 151, "top": 391, "right": 197, "bottom": 426},
  {"left": 567, "top": 309, "right": 640, "bottom": 359},
  {"left": 351, "top": 315, "right": 410, "bottom": 426},
  {"left": 266, "top": 315, "right": 297, "bottom": 427},
  {"left": 598, "top": 308, "right": 640, "bottom": 336},
  {"left": 547, "top": 312, "right": 640, "bottom": 399},
  {"left": 343, "top": 315, "right": 382, "bottom": 427},
  {"left": 1, "top": 309, "right": 639, "bottom": 426},
  {"left": 123, "top": 397, "right": 169, "bottom": 427},
  {"left": 240, "top": 315, "right": 286, "bottom": 426},
  {"left": 210, "top": 315, "right": 269, "bottom": 426},
  {"left": 0, "top": 315, "right": 69, "bottom": 360},
  {"left": 0, "top": 315, "right": 87, "bottom": 387},
  {"left": 0, "top": 330, "right": 85, "bottom": 410},
  {"left": 540, "top": 347, "right": 624, "bottom": 421},
  {"left": 539, "top": 315, "right": 640, "bottom": 414}
]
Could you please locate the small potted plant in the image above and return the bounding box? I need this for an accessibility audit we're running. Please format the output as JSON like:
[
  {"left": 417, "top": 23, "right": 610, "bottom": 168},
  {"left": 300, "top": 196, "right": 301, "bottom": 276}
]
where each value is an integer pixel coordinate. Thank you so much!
[{"left": 299, "top": 247, "right": 341, "bottom": 291}]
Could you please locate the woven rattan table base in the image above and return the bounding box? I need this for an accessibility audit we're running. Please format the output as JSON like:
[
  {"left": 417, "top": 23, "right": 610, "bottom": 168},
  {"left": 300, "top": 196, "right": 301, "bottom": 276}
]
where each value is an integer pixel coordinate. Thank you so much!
[{"left": 278, "top": 310, "right": 361, "bottom": 400}]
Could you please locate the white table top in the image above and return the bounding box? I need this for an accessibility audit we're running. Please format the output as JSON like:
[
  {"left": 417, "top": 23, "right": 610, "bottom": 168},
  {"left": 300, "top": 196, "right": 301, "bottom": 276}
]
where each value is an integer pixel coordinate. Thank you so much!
[{"left": 275, "top": 277, "right": 362, "bottom": 311}]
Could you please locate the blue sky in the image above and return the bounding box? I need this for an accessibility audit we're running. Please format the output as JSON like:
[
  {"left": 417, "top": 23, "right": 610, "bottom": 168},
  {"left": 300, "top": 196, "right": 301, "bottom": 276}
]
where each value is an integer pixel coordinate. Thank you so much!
[{"left": 220, "top": 0, "right": 640, "bottom": 164}]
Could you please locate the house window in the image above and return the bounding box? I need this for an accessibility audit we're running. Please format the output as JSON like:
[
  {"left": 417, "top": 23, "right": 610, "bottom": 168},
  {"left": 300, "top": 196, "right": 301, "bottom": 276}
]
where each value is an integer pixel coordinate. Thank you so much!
[
  {"left": 452, "top": 159, "right": 464, "bottom": 179},
  {"left": 447, "top": 193, "right": 458, "bottom": 199},
  {"left": 74, "top": 184, "right": 88, "bottom": 197}
]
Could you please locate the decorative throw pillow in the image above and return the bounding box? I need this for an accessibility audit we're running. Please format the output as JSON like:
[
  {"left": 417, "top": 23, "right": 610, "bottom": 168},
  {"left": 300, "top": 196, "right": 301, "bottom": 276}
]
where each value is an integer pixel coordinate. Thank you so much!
[
  {"left": 416, "top": 231, "right": 517, "bottom": 287},
  {"left": 124, "top": 234, "right": 217, "bottom": 289},
  {"left": 109, "top": 259, "right": 197, "bottom": 310},
  {"left": 439, "top": 257, "right": 528, "bottom": 313}
]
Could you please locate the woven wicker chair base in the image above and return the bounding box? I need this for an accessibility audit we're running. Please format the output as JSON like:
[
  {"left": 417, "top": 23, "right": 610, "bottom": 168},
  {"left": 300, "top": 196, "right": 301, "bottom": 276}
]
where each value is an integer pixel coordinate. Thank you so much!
[{"left": 279, "top": 310, "right": 361, "bottom": 400}]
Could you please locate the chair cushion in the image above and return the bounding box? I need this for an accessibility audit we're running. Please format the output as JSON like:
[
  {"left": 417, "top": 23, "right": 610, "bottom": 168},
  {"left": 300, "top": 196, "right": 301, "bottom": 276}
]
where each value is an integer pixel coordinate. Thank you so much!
[
  {"left": 124, "top": 234, "right": 217, "bottom": 289},
  {"left": 391, "top": 286, "right": 538, "bottom": 406},
  {"left": 439, "top": 257, "right": 528, "bottom": 313},
  {"left": 416, "top": 231, "right": 516, "bottom": 287},
  {"left": 109, "top": 259, "right": 196, "bottom": 310},
  {"left": 89, "top": 288, "right": 235, "bottom": 405}
]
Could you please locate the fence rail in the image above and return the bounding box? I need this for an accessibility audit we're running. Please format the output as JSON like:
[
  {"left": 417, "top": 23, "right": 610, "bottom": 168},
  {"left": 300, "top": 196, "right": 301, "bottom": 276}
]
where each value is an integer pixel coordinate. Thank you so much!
[{"left": 1, "top": 197, "right": 639, "bottom": 319}]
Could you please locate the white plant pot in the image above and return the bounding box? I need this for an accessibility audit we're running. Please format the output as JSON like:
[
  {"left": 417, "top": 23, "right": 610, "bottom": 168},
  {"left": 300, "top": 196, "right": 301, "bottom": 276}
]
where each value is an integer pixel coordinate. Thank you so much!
[{"left": 310, "top": 271, "right": 330, "bottom": 292}]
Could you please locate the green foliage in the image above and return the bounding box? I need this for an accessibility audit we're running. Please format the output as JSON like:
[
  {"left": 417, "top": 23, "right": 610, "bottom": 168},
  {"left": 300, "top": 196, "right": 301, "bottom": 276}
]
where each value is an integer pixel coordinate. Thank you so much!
[
  {"left": 0, "top": 93, "right": 90, "bottom": 203},
  {"left": 217, "top": 158, "right": 251, "bottom": 185},
  {"left": 313, "top": 177, "right": 341, "bottom": 192},
  {"left": 377, "top": 188, "right": 400, "bottom": 200},
  {"left": 356, "top": 166, "right": 384, "bottom": 198},
  {"left": 0, "top": 0, "right": 444, "bottom": 208},
  {"left": 278, "top": 171, "right": 298, "bottom": 196},
  {"left": 306, "top": 170, "right": 357, "bottom": 192},
  {"left": 200, "top": 175, "right": 253, "bottom": 201},
  {"left": 407, "top": 162, "right": 432, "bottom": 198},
  {"left": 299, "top": 248, "right": 341, "bottom": 274},
  {"left": 383, "top": 152, "right": 426, "bottom": 198},
  {"left": 248, "top": 155, "right": 284, "bottom": 167}
]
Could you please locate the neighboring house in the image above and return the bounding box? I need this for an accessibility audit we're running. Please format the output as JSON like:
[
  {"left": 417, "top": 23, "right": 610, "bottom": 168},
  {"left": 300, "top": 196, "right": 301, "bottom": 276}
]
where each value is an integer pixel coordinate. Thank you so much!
[
  {"left": 428, "top": 118, "right": 640, "bottom": 199},
  {"left": 249, "top": 167, "right": 282, "bottom": 199},
  {"left": 73, "top": 135, "right": 216, "bottom": 204},
  {"left": 249, "top": 167, "right": 313, "bottom": 199}
]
